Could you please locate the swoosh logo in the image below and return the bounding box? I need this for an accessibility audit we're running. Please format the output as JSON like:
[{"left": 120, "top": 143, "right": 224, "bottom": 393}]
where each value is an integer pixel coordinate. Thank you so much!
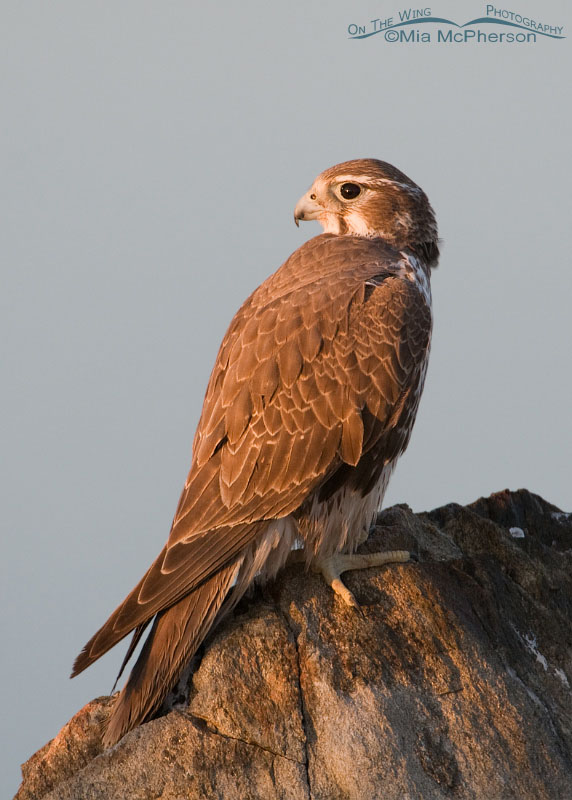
[{"left": 349, "top": 16, "right": 565, "bottom": 40}]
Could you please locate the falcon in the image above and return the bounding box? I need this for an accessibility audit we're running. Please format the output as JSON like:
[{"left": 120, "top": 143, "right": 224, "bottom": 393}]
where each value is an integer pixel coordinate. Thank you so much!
[{"left": 72, "top": 158, "right": 439, "bottom": 746}]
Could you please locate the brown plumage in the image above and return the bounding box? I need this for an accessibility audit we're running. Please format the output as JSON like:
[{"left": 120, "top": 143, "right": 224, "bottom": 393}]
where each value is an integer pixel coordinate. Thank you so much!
[{"left": 72, "top": 159, "right": 439, "bottom": 746}]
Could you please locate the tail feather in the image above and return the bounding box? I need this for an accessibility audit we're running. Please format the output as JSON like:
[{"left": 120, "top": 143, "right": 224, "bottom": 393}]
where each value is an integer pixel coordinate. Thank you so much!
[
  {"left": 111, "top": 620, "right": 151, "bottom": 692},
  {"left": 102, "top": 559, "right": 240, "bottom": 747}
]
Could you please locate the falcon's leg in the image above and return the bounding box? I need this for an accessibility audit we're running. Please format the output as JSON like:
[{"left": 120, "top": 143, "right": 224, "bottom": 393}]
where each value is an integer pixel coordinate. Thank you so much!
[
  {"left": 313, "top": 550, "right": 411, "bottom": 612},
  {"left": 355, "top": 522, "right": 375, "bottom": 547}
]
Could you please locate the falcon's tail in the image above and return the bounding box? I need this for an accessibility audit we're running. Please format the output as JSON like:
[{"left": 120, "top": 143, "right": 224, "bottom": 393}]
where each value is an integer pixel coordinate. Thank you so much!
[{"left": 102, "top": 561, "right": 239, "bottom": 748}]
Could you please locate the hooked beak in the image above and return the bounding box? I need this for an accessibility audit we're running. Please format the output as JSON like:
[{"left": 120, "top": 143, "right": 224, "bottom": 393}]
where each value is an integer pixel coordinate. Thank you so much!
[{"left": 294, "top": 191, "right": 323, "bottom": 227}]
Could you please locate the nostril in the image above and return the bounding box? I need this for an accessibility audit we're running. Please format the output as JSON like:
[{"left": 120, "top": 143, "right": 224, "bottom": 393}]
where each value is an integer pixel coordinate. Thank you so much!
[{"left": 310, "top": 193, "right": 316, "bottom": 200}]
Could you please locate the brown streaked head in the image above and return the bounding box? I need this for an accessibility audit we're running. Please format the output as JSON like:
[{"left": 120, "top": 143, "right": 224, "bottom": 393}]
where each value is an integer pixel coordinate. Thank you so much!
[{"left": 294, "top": 158, "right": 438, "bottom": 264}]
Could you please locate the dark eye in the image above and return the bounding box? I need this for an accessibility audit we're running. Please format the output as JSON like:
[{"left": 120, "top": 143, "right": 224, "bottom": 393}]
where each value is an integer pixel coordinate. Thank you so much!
[{"left": 340, "top": 183, "right": 361, "bottom": 200}]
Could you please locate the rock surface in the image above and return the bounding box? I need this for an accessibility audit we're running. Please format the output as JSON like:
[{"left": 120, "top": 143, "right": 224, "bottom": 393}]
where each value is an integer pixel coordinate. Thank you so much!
[{"left": 16, "top": 489, "right": 572, "bottom": 800}]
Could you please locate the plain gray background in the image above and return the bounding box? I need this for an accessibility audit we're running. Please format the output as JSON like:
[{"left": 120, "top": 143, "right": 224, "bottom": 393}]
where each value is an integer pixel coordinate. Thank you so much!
[{"left": 2, "top": 1, "right": 570, "bottom": 795}]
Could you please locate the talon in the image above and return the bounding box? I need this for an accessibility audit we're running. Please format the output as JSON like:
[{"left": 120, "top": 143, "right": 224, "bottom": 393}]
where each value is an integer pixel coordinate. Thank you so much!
[
  {"left": 350, "top": 596, "right": 365, "bottom": 617},
  {"left": 330, "top": 577, "right": 361, "bottom": 612}
]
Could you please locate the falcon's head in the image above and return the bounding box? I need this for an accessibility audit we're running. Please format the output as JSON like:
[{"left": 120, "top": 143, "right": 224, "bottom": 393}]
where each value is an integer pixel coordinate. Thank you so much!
[{"left": 294, "top": 159, "right": 438, "bottom": 265}]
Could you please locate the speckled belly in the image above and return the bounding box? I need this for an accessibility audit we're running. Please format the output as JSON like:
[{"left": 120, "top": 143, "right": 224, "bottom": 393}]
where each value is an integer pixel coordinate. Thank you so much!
[{"left": 295, "top": 460, "right": 396, "bottom": 564}]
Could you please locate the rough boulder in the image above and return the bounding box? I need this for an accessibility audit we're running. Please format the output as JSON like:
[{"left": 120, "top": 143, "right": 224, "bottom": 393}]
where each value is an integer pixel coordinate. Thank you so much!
[{"left": 16, "top": 489, "right": 572, "bottom": 799}]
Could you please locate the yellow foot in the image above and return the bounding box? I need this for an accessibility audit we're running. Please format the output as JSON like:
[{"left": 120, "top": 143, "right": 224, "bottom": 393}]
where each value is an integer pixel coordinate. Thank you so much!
[{"left": 313, "top": 550, "right": 411, "bottom": 612}]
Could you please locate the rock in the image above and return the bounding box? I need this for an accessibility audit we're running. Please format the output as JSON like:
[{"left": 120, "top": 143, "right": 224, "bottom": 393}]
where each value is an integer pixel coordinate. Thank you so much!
[
  {"left": 16, "top": 490, "right": 572, "bottom": 799},
  {"left": 15, "top": 697, "right": 115, "bottom": 800}
]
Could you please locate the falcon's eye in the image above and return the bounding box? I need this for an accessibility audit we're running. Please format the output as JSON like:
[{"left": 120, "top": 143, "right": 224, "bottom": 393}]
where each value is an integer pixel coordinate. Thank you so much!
[{"left": 339, "top": 183, "right": 361, "bottom": 200}]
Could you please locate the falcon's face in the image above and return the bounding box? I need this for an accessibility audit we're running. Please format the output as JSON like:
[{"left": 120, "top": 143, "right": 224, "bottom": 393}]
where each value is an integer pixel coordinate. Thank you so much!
[{"left": 294, "top": 158, "right": 437, "bottom": 252}]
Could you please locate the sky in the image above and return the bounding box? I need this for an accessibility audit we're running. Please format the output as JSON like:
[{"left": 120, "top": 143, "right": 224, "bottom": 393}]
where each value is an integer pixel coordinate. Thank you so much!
[{"left": 2, "top": 1, "right": 571, "bottom": 795}]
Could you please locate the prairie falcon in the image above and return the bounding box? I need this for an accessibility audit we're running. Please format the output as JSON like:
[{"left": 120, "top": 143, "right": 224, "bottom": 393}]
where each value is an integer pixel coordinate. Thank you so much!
[{"left": 72, "top": 158, "right": 439, "bottom": 746}]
